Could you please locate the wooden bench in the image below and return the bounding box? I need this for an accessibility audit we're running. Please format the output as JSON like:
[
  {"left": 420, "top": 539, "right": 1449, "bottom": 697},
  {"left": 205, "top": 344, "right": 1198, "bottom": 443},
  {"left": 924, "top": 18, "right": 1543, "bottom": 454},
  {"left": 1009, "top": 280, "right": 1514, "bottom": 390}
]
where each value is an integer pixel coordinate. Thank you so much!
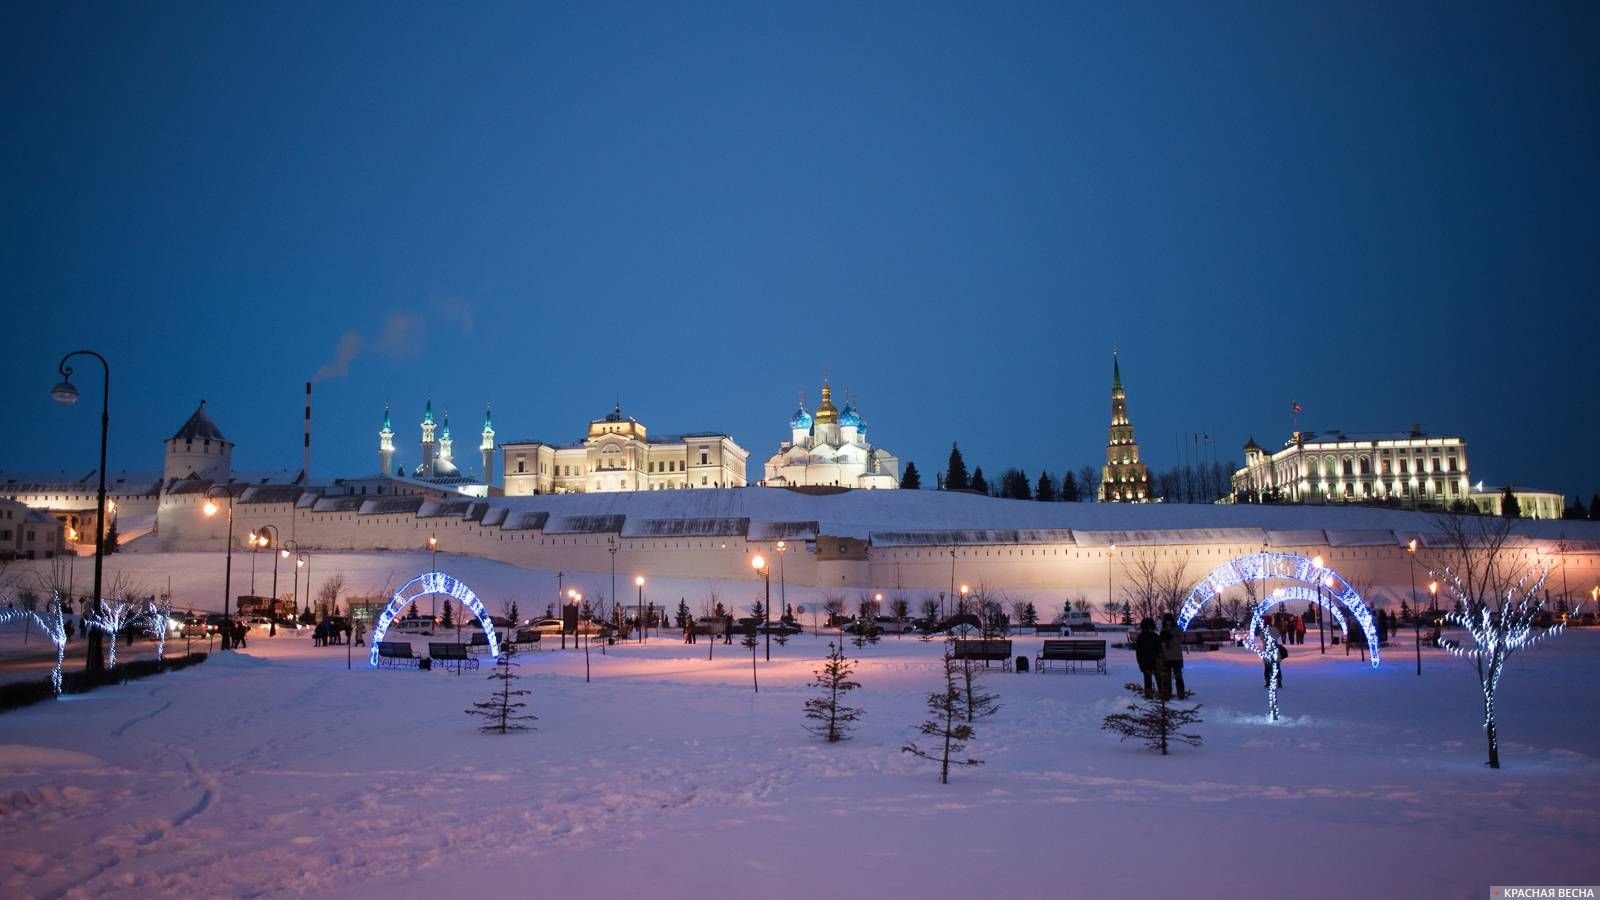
[
  {"left": 513, "top": 629, "right": 542, "bottom": 648},
  {"left": 466, "top": 631, "right": 501, "bottom": 655},
  {"left": 1036, "top": 639, "right": 1107, "bottom": 674},
  {"left": 1181, "top": 628, "right": 1232, "bottom": 652},
  {"left": 951, "top": 639, "right": 1013, "bottom": 670},
  {"left": 428, "top": 642, "right": 480, "bottom": 674},
  {"left": 376, "top": 641, "right": 420, "bottom": 669}
]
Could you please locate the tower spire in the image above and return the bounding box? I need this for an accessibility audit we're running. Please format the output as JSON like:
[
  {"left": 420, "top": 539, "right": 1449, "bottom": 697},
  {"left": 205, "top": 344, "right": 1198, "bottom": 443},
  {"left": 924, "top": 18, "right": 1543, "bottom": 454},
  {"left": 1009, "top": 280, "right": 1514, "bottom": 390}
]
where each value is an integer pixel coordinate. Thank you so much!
[{"left": 1101, "top": 352, "right": 1149, "bottom": 502}]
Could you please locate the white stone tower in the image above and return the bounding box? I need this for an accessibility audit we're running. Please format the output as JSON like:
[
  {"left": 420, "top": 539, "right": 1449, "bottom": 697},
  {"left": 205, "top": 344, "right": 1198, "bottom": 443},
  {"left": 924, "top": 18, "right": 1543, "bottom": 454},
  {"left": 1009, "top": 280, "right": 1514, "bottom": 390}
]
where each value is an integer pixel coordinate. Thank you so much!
[
  {"left": 438, "top": 409, "right": 454, "bottom": 469},
  {"left": 163, "top": 400, "right": 234, "bottom": 484},
  {"left": 378, "top": 404, "right": 395, "bottom": 476},
  {"left": 420, "top": 399, "right": 437, "bottom": 478},
  {"left": 480, "top": 406, "right": 495, "bottom": 486}
]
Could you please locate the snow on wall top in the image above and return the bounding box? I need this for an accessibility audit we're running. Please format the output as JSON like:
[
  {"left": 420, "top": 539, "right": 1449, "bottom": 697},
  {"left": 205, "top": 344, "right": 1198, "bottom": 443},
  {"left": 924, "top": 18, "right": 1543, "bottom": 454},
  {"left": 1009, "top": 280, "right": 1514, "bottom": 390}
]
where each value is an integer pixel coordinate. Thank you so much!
[
  {"left": 545, "top": 514, "right": 627, "bottom": 535},
  {"left": 360, "top": 496, "right": 424, "bottom": 515},
  {"left": 1324, "top": 529, "right": 1402, "bottom": 547},
  {"left": 623, "top": 517, "right": 751, "bottom": 538},
  {"left": 747, "top": 521, "right": 820, "bottom": 542},
  {"left": 1072, "top": 528, "right": 1265, "bottom": 547},
  {"left": 871, "top": 529, "right": 1077, "bottom": 548}
]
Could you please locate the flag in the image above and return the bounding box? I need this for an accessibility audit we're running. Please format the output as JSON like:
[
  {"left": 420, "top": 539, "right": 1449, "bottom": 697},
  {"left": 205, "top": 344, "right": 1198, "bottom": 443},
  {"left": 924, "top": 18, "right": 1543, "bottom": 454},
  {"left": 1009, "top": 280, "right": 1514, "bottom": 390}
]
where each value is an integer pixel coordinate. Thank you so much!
[{"left": 1292, "top": 402, "right": 1303, "bottom": 414}]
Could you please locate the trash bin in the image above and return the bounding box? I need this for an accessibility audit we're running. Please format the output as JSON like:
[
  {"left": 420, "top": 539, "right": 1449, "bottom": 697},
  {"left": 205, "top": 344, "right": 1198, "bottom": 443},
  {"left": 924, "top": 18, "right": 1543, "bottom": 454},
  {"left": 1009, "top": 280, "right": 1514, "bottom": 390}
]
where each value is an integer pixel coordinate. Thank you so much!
[{"left": 1015, "top": 655, "right": 1029, "bottom": 674}]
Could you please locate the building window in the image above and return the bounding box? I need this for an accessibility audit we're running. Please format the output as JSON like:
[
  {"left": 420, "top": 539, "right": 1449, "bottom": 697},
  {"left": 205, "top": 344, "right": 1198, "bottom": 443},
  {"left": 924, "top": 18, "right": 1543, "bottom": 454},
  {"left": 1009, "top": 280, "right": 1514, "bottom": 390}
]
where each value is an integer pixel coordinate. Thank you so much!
[
  {"left": 516, "top": 459, "right": 526, "bottom": 474},
  {"left": 699, "top": 448, "right": 709, "bottom": 465}
]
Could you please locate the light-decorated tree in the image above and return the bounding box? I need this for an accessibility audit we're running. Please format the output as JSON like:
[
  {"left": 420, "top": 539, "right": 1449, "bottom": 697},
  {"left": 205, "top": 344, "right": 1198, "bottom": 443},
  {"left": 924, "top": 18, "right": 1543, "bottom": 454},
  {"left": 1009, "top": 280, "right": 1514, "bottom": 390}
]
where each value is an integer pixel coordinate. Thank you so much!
[
  {"left": 903, "top": 650, "right": 983, "bottom": 784},
  {"left": 1429, "top": 513, "right": 1577, "bottom": 768},
  {"left": 803, "top": 642, "right": 863, "bottom": 743},
  {"left": 465, "top": 654, "right": 537, "bottom": 735},
  {"left": 141, "top": 593, "right": 174, "bottom": 662},
  {"left": 0, "top": 594, "right": 69, "bottom": 695},
  {"left": 1101, "top": 683, "right": 1204, "bottom": 755}
]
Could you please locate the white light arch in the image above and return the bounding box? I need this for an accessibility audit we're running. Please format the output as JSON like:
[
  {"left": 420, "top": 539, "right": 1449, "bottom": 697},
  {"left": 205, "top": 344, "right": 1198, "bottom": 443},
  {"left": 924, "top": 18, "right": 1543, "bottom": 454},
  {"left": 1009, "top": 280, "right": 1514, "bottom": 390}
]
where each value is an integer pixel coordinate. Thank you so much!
[
  {"left": 1177, "top": 552, "right": 1380, "bottom": 667},
  {"left": 368, "top": 572, "right": 499, "bottom": 666}
]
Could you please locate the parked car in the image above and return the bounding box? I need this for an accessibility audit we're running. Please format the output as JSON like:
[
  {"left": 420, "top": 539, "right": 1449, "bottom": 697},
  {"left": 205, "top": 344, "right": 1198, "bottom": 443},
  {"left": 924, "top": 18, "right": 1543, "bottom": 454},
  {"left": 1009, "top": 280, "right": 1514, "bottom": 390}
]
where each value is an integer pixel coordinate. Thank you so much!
[
  {"left": 757, "top": 621, "right": 804, "bottom": 636},
  {"left": 391, "top": 617, "right": 436, "bottom": 635},
  {"left": 528, "top": 617, "right": 608, "bottom": 636},
  {"left": 180, "top": 616, "right": 211, "bottom": 638}
]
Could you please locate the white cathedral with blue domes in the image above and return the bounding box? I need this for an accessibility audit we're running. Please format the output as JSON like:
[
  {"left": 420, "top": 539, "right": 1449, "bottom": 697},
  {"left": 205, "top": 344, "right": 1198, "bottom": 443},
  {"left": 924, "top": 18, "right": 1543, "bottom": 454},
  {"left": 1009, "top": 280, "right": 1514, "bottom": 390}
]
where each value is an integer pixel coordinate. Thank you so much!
[{"left": 762, "top": 380, "right": 900, "bottom": 490}]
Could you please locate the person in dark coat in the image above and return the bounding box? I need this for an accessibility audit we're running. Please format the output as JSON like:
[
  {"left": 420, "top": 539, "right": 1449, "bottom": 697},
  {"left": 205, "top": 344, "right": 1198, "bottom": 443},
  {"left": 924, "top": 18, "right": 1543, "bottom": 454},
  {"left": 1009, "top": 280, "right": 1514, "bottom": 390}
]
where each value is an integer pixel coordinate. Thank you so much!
[
  {"left": 1133, "top": 618, "right": 1162, "bottom": 698},
  {"left": 1159, "top": 613, "right": 1187, "bottom": 699}
]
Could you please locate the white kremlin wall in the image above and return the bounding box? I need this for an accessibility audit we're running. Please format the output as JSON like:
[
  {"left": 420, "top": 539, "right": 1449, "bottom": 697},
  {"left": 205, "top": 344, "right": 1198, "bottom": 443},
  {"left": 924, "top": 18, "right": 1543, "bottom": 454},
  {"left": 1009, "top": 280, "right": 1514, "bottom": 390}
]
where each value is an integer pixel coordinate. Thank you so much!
[{"left": 139, "top": 486, "right": 1600, "bottom": 607}]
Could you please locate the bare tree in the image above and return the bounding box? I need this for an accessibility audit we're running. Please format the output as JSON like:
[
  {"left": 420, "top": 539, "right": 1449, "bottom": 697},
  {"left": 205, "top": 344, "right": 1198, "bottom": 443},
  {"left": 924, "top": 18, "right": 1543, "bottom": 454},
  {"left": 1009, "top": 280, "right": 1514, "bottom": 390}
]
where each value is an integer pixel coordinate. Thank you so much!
[
  {"left": 318, "top": 574, "right": 346, "bottom": 617},
  {"left": 1155, "top": 555, "right": 1193, "bottom": 618},
  {"left": 1429, "top": 514, "right": 1575, "bottom": 769},
  {"left": 1119, "top": 555, "right": 1163, "bottom": 622}
]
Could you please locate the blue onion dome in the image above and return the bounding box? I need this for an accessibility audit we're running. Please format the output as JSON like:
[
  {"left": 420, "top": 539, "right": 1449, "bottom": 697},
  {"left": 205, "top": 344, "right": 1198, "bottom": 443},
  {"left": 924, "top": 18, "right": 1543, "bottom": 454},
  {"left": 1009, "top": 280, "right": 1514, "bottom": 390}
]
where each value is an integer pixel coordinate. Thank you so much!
[
  {"left": 790, "top": 405, "right": 813, "bottom": 430},
  {"left": 838, "top": 403, "right": 861, "bottom": 427}
]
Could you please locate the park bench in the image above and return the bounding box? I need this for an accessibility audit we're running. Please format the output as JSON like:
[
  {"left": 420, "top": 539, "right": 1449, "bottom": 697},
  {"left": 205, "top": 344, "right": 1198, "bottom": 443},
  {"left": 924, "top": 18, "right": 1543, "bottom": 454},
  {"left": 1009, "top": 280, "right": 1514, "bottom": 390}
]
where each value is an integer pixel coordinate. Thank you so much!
[
  {"left": 951, "top": 639, "right": 1013, "bottom": 670},
  {"left": 1182, "top": 628, "right": 1232, "bottom": 652},
  {"left": 514, "top": 628, "right": 542, "bottom": 648},
  {"left": 1035, "top": 639, "right": 1108, "bottom": 674},
  {"left": 428, "top": 642, "right": 480, "bottom": 674},
  {"left": 376, "top": 641, "right": 420, "bottom": 669},
  {"left": 466, "top": 631, "right": 502, "bottom": 655}
]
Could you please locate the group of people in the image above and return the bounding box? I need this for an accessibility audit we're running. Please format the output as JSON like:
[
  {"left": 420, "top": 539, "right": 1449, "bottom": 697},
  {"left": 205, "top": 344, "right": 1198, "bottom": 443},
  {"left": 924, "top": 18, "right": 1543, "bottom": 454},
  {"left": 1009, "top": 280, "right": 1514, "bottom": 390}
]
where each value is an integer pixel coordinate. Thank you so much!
[
  {"left": 312, "top": 618, "right": 362, "bottom": 646},
  {"left": 1132, "top": 613, "right": 1189, "bottom": 700}
]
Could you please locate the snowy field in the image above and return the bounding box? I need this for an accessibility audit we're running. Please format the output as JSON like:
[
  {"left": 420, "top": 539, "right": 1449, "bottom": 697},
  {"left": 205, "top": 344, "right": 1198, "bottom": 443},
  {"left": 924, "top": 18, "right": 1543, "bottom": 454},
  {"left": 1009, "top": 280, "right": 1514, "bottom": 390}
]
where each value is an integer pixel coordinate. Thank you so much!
[{"left": 2, "top": 608, "right": 1599, "bottom": 899}]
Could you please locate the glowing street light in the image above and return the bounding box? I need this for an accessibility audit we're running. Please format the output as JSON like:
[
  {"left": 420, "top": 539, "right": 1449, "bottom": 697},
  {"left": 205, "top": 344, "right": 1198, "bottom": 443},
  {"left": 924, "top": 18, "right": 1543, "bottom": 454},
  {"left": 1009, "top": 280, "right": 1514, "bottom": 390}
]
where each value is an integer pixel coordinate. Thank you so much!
[
  {"left": 255, "top": 525, "right": 281, "bottom": 636},
  {"left": 202, "top": 486, "right": 238, "bottom": 650},
  {"left": 1407, "top": 538, "right": 1422, "bottom": 676},
  {"left": 1312, "top": 555, "right": 1327, "bottom": 655},
  {"left": 50, "top": 349, "right": 110, "bottom": 675},
  {"left": 753, "top": 554, "right": 771, "bottom": 661},
  {"left": 635, "top": 575, "right": 646, "bottom": 644}
]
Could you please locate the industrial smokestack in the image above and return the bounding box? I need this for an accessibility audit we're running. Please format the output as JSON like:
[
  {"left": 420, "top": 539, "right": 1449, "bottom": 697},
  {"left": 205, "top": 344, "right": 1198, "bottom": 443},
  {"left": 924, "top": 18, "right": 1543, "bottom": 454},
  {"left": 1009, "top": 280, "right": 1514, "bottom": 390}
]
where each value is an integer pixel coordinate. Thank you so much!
[{"left": 303, "top": 381, "right": 312, "bottom": 485}]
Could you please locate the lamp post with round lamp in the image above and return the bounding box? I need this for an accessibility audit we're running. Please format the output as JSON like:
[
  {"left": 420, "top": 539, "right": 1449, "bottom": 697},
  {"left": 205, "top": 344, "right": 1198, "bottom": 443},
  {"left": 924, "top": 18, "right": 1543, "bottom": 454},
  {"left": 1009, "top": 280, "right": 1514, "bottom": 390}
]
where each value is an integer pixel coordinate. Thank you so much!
[
  {"left": 1407, "top": 538, "right": 1422, "bottom": 675},
  {"left": 775, "top": 540, "right": 788, "bottom": 623},
  {"left": 202, "top": 487, "right": 238, "bottom": 650},
  {"left": 635, "top": 576, "right": 645, "bottom": 643},
  {"left": 1312, "top": 555, "right": 1327, "bottom": 654},
  {"left": 256, "top": 525, "right": 281, "bottom": 636},
  {"left": 50, "top": 349, "right": 111, "bottom": 674},
  {"left": 752, "top": 555, "right": 771, "bottom": 661}
]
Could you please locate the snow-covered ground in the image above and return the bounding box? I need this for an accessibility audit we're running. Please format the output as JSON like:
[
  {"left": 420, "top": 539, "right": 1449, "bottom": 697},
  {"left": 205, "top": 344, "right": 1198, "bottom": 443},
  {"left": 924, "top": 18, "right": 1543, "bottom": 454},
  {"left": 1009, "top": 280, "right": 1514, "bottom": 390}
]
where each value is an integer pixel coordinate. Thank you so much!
[{"left": 2, "top": 611, "right": 1598, "bottom": 899}]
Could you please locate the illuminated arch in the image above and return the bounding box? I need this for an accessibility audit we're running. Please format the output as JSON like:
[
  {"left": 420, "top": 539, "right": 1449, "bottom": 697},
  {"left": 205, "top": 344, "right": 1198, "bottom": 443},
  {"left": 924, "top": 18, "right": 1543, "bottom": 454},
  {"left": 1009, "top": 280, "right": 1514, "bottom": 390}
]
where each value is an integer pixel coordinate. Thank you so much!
[
  {"left": 1176, "top": 552, "right": 1380, "bottom": 667},
  {"left": 368, "top": 572, "right": 499, "bottom": 667}
]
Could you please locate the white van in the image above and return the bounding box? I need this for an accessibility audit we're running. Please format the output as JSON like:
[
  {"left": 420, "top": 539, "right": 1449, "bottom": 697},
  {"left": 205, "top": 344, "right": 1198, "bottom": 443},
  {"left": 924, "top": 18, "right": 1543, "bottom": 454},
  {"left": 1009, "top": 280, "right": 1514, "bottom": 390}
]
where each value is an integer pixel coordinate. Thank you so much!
[{"left": 391, "top": 617, "right": 437, "bottom": 635}]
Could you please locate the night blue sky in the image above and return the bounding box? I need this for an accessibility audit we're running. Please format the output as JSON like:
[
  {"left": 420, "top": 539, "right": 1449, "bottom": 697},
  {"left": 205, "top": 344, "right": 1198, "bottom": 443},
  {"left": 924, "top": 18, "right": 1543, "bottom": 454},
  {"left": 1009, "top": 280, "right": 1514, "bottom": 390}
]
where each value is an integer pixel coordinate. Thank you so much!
[{"left": 4, "top": 2, "right": 1597, "bottom": 498}]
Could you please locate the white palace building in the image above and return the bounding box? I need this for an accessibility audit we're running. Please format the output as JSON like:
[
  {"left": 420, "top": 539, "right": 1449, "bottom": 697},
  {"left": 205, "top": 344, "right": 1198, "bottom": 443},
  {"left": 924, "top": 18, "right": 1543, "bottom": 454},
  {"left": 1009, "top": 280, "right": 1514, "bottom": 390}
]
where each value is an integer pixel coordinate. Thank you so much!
[{"left": 762, "top": 381, "right": 899, "bottom": 490}]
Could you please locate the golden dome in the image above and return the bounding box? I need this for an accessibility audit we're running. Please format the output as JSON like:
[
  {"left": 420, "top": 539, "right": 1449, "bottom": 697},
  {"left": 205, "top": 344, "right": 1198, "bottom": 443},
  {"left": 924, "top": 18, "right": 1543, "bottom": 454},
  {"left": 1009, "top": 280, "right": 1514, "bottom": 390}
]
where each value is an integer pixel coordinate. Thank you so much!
[{"left": 813, "top": 381, "right": 838, "bottom": 424}]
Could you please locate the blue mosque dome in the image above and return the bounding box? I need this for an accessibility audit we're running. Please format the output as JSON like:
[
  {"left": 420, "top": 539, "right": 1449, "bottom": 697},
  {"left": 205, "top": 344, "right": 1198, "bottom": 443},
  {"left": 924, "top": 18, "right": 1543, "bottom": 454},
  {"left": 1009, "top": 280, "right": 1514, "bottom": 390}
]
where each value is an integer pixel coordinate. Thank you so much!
[
  {"left": 838, "top": 403, "right": 861, "bottom": 427},
  {"left": 790, "top": 406, "right": 813, "bottom": 430}
]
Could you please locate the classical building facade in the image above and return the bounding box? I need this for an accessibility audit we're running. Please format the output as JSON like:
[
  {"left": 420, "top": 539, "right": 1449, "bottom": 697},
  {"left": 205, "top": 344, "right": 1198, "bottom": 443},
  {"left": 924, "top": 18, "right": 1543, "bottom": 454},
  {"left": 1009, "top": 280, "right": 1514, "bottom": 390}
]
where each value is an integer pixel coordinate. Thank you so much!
[
  {"left": 1232, "top": 428, "right": 1471, "bottom": 506},
  {"left": 1101, "top": 354, "right": 1151, "bottom": 502},
  {"left": 500, "top": 404, "right": 748, "bottom": 495},
  {"left": 762, "top": 381, "right": 899, "bottom": 490}
]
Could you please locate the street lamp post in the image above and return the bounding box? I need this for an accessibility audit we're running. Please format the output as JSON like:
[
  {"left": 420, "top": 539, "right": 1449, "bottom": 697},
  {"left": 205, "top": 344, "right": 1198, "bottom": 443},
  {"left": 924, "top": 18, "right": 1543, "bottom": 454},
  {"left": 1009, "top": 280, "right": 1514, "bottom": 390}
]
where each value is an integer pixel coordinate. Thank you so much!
[
  {"left": 202, "top": 487, "right": 238, "bottom": 650},
  {"left": 428, "top": 536, "right": 438, "bottom": 618},
  {"left": 959, "top": 584, "right": 969, "bottom": 619},
  {"left": 635, "top": 576, "right": 645, "bottom": 644},
  {"left": 948, "top": 547, "right": 956, "bottom": 621},
  {"left": 753, "top": 555, "right": 771, "bottom": 661},
  {"left": 776, "top": 540, "right": 788, "bottom": 624},
  {"left": 1313, "top": 555, "right": 1327, "bottom": 655},
  {"left": 257, "top": 525, "right": 281, "bottom": 636},
  {"left": 1407, "top": 538, "right": 1421, "bottom": 676},
  {"left": 608, "top": 537, "right": 618, "bottom": 637},
  {"left": 299, "top": 552, "right": 312, "bottom": 620},
  {"left": 248, "top": 533, "right": 260, "bottom": 595},
  {"left": 1107, "top": 542, "right": 1116, "bottom": 621},
  {"left": 51, "top": 349, "right": 110, "bottom": 674}
]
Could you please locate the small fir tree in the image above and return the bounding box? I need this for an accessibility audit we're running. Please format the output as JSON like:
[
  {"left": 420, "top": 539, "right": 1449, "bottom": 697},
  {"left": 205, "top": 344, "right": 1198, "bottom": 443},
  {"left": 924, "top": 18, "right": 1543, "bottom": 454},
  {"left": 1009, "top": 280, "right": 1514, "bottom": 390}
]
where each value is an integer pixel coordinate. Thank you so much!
[
  {"left": 1035, "top": 471, "right": 1058, "bottom": 502},
  {"left": 1061, "top": 471, "right": 1081, "bottom": 502},
  {"left": 1020, "top": 602, "right": 1038, "bottom": 628},
  {"left": 441, "top": 599, "right": 455, "bottom": 629},
  {"left": 970, "top": 467, "right": 989, "bottom": 495},
  {"left": 953, "top": 637, "right": 1001, "bottom": 723},
  {"left": 945, "top": 443, "right": 969, "bottom": 492},
  {"left": 676, "top": 599, "right": 691, "bottom": 629},
  {"left": 803, "top": 642, "right": 863, "bottom": 742},
  {"left": 407, "top": 600, "right": 420, "bottom": 620},
  {"left": 903, "top": 651, "right": 984, "bottom": 784},
  {"left": 465, "top": 654, "right": 537, "bottom": 734},
  {"left": 104, "top": 517, "right": 121, "bottom": 554},
  {"left": 1101, "top": 683, "right": 1204, "bottom": 755},
  {"left": 1500, "top": 485, "right": 1521, "bottom": 518},
  {"left": 900, "top": 462, "right": 922, "bottom": 490}
]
